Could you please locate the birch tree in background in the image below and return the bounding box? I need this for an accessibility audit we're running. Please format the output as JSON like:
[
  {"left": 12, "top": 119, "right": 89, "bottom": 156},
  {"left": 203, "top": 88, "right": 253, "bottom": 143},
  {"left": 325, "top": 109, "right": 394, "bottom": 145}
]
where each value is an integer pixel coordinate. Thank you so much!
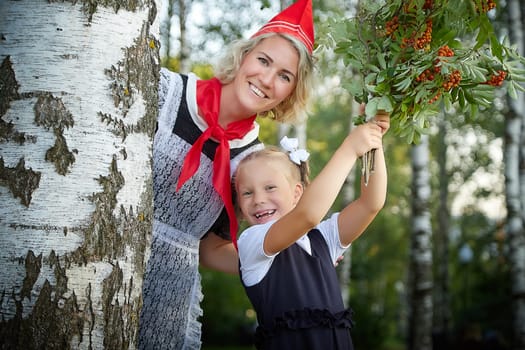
[
  {"left": 159, "top": 0, "right": 191, "bottom": 72},
  {"left": 0, "top": 1, "right": 159, "bottom": 348},
  {"left": 433, "top": 113, "right": 451, "bottom": 347},
  {"left": 408, "top": 135, "right": 433, "bottom": 350},
  {"left": 159, "top": 0, "right": 175, "bottom": 60},
  {"left": 338, "top": 99, "right": 360, "bottom": 307},
  {"left": 175, "top": 0, "right": 192, "bottom": 73},
  {"left": 505, "top": 0, "right": 525, "bottom": 348}
]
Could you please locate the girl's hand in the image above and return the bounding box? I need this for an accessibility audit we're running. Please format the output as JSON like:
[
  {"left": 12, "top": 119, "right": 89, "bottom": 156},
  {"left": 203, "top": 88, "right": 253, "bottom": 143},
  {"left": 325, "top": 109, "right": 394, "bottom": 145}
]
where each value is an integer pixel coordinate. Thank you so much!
[
  {"left": 358, "top": 104, "right": 391, "bottom": 134},
  {"left": 347, "top": 122, "right": 384, "bottom": 157},
  {"left": 372, "top": 110, "right": 390, "bottom": 134}
]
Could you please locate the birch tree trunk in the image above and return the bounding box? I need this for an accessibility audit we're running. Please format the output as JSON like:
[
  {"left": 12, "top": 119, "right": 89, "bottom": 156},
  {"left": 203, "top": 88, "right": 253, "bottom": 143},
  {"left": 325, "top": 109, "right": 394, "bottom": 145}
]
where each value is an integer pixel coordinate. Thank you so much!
[
  {"left": 506, "top": 1, "right": 525, "bottom": 349},
  {"left": 0, "top": 1, "right": 159, "bottom": 349},
  {"left": 433, "top": 114, "right": 451, "bottom": 347},
  {"left": 160, "top": 0, "right": 174, "bottom": 60},
  {"left": 339, "top": 100, "right": 360, "bottom": 307},
  {"left": 176, "top": 0, "right": 191, "bottom": 73},
  {"left": 407, "top": 135, "right": 433, "bottom": 350}
]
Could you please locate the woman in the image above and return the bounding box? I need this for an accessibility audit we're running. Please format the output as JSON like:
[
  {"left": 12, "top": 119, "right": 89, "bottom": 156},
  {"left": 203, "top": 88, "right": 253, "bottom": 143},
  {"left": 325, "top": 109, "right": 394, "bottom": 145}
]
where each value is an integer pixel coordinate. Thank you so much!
[{"left": 138, "top": 1, "right": 316, "bottom": 348}]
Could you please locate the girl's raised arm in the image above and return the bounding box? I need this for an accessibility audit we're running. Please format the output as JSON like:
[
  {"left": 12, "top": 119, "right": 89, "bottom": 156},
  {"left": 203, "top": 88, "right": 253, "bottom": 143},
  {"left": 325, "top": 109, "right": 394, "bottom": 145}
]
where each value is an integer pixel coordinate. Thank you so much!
[{"left": 264, "top": 121, "right": 385, "bottom": 255}]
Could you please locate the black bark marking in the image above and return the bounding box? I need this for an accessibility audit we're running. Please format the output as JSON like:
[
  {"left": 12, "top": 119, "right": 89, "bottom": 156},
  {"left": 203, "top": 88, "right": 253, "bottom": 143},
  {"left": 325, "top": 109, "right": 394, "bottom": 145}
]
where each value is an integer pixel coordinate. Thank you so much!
[
  {"left": 0, "top": 157, "right": 41, "bottom": 206},
  {"left": 0, "top": 253, "right": 85, "bottom": 349},
  {"left": 34, "top": 93, "right": 76, "bottom": 175},
  {"left": 103, "top": 21, "right": 159, "bottom": 140},
  {"left": 34, "top": 93, "right": 74, "bottom": 131},
  {"left": 0, "top": 56, "right": 36, "bottom": 144},
  {"left": 102, "top": 263, "right": 126, "bottom": 349},
  {"left": 21, "top": 251, "right": 43, "bottom": 301},
  {"left": 45, "top": 129, "right": 76, "bottom": 175},
  {"left": 0, "top": 56, "right": 20, "bottom": 117}
]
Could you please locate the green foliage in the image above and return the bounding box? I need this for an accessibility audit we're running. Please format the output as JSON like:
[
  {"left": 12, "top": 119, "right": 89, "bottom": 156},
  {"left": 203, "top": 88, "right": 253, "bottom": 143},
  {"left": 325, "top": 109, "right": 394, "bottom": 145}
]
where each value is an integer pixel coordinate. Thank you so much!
[
  {"left": 255, "top": 116, "right": 279, "bottom": 145},
  {"left": 161, "top": 56, "right": 180, "bottom": 71},
  {"left": 347, "top": 138, "right": 412, "bottom": 348},
  {"left": 321, "top": 0, "right": 525, "bottom": 144},
  {"left": 192, "top": 64, "right": 215, "bottom": 80},
  {"left": 200, "top": 268, "right": 256, "bottom": 346},
  {"left": 160, "top": 56, "right": 214, "bottom": 80},
  {"left": 306, "top": 97, "right": 352, "bottom": 181},
  {"left": 449, "top": 213, "right": 512, "bottom": 342}
]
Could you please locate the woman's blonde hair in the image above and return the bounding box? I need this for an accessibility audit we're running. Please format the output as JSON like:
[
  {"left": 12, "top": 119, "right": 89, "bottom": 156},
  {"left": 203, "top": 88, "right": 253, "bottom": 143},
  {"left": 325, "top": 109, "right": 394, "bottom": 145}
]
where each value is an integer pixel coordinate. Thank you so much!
[{"left": 214, "top": 33, "right": 315, "bottom": 124}]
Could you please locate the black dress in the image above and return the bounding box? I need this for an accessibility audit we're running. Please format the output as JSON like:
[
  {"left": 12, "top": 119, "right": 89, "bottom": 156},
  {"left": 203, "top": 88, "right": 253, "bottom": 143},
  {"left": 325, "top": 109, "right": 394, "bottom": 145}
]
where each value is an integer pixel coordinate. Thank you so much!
[{"left": 241, "top": 229, "right": 354, "bottom": 350}]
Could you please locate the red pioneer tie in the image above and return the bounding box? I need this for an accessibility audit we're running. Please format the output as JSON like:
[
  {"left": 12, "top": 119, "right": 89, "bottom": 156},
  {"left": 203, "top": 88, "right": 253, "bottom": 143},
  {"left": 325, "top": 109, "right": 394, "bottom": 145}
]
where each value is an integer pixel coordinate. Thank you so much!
[{"left": 177, "top": 77, "right": 256, "bottom": 249}]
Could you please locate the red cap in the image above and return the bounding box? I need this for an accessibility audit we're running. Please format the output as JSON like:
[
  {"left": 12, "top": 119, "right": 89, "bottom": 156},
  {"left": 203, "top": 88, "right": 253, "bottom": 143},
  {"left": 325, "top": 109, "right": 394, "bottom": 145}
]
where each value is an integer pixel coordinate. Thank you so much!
[{"left": 251, "top": 0, "right": 314, "bottom": 54}]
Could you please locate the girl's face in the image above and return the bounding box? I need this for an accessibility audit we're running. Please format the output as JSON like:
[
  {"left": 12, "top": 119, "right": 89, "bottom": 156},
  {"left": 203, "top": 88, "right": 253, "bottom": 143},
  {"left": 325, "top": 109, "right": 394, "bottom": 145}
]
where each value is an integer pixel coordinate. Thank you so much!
[
  {"left": 232, "top": 35, "right": 299, "bottom": 116},
  {"left": 235, "top": 157, "right": 302, "bottom": 226}
]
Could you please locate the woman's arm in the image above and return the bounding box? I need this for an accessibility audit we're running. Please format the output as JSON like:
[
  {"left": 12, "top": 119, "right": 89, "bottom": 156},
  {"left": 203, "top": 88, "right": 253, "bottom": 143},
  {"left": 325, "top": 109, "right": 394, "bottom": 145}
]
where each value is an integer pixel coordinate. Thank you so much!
[{"left": 199, "top": 232, "right": 239, "bottom": 274}]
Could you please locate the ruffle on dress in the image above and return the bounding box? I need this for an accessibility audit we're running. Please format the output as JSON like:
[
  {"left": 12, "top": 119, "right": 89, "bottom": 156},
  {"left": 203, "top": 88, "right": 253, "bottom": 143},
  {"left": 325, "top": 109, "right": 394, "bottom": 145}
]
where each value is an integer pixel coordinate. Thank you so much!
[{"left": 255, "top": 307, "right": 354, "bottom": 342}]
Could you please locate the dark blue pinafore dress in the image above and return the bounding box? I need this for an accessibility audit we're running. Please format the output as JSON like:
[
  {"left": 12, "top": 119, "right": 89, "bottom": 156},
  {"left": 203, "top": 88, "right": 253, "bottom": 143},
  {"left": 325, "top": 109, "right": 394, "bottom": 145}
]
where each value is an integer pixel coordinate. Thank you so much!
[{"left": 241, "top": 229, "right": 354, "bottom": 350}]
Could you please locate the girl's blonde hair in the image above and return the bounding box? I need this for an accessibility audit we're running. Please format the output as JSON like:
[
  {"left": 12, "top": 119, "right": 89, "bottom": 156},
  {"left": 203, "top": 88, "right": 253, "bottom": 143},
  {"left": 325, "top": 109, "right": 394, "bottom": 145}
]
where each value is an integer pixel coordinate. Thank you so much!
[
  {"left": 234, "top": 145, "right": 310, "bottom": 188},
  {"left": 214, "top": 33, "right": 315, "bottom": 124}
]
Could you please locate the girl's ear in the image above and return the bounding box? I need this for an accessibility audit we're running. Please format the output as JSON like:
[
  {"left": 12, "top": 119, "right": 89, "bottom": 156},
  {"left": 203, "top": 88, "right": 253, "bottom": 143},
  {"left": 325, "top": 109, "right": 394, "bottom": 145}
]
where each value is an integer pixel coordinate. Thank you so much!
[{"left": 293, "top": 182, "right": 304, "bottom": 205}]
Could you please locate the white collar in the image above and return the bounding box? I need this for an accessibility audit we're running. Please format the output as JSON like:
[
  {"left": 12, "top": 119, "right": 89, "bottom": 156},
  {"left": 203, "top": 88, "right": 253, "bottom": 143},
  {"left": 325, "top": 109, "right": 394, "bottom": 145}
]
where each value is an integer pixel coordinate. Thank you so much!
[{"left": 186, "top": 73, "right": 260, "bottom": 149}]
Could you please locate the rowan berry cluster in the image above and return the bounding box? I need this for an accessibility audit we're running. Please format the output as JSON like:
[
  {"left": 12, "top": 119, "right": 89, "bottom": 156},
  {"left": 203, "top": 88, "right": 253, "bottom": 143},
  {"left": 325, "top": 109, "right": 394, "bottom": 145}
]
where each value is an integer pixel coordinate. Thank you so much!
[
  {"left": 415, "top": 45, "right": 455, "bottom": 85},
  {"left": 388, "top": 0, "right": 434, "bottom": 50},
  {"left": 423, "top": 68, "right": 462, "bottom": 104},
  {"left": 477, "top": 0, "right": 496, "bottom": 13},
  {"left": 416, "top": 69, "right": 435, "bottom": 83},
  {"left": 437, "top": 45, "right": 454, "bottom": 57},
  {"left": 385, "top": 16, "right": 399, "bottom": 37},
  {"left": 423, "top": 0, "right": 433, "bottom": 10},
  {"left": 483, "top": 70, "right": 507, "bottom": 86},
  {"left": 443, "top": 70, "right": 462, "bottom": 91},
  {"left": 428, "top": 91, "right": 442, "bottom": 104},
  {"left": 414, "top": 19, "right": 433, "bottom": 49},
  {"left": 400, "top": 19, "right": 433, "bottom": 50},
  {"left": 433, "top": 45, "right": 455, "bottom": 75},
  {"left": 330, "top": 0, "right": 524, "bottom": 144}
]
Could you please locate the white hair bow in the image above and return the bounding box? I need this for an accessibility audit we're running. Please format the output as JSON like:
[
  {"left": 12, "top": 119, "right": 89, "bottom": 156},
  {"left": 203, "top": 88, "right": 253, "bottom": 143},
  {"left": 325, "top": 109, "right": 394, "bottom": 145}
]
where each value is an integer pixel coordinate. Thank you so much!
[{"left": 280, "top": 136, "right": 310, "bottom": 165}]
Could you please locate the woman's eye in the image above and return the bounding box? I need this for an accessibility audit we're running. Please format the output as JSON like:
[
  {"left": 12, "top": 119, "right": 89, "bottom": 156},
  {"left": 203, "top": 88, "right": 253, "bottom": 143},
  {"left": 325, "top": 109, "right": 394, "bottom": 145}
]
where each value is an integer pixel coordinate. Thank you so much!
[
  {"left": 279, "top": 73, "right": 291, "bottom": 82},
  {"left": 258, "top": 57, "right": 269, "bottom": 65}
]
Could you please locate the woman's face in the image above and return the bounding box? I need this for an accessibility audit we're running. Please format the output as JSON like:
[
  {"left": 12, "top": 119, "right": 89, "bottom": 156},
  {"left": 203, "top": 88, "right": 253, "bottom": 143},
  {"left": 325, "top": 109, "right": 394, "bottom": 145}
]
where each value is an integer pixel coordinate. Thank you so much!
[{"left": 232, "top": 35, "right": 299, "bottom": 116}]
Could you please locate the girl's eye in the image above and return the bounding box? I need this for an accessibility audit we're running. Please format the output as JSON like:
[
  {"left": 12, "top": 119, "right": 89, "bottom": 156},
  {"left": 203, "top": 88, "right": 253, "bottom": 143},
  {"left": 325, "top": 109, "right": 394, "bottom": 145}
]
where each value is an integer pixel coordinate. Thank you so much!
[
  {"left": 242, "top": 191, "right": 252, "bottom": 197},
  {"left": 265, "top": 185, "right": 276, "bottom": 191}
]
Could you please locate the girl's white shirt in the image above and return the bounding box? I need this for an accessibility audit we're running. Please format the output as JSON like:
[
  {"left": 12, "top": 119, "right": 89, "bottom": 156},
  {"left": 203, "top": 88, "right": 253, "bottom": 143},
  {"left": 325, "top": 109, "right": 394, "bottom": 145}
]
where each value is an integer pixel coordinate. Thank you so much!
[{"left": 238, "top": 213, "right": 350, "bottom": 286}]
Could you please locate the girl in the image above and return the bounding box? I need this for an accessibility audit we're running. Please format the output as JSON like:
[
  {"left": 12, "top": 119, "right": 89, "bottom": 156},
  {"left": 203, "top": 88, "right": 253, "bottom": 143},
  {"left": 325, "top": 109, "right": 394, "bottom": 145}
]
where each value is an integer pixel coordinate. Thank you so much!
[
  {"left": 139, "top": 0, "right": 316, "bottom": 348},
  {"left": 234, "top": 113, "right": 390, "bottom": 349}
]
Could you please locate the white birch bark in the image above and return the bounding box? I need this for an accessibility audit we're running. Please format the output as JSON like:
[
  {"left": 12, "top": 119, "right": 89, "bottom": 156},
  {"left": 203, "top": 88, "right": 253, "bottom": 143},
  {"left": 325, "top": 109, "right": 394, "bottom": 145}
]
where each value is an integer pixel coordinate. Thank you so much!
[
  {"left": 407, "top": 135, "right": 433, "bottom": 350},
  {"left": 506, "top": 1, "right": 525, "bottom": 348},
  {"left": 0, "top": 1, "right": 159, "bottom": 348},
  {"left": 433, "top": 114, "right": 451, "bottom": 344},
  {"left": 339, "top": 99, "right": 360, "bottom": 307}
]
